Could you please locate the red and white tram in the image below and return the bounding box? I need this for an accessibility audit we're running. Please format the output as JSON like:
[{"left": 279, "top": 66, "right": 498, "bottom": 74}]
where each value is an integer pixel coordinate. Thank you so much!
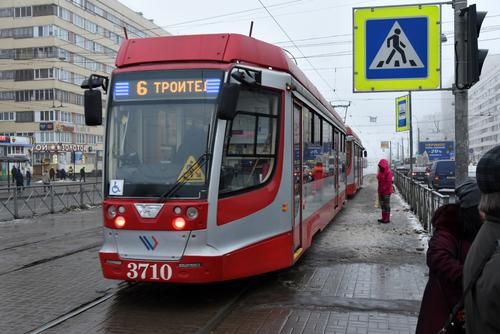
[
  {"left": 346, "top": 127, "right": 365, "bottom": 197},
  {"left": 82, "top": 34, "right": 365, "bottom": 283}
]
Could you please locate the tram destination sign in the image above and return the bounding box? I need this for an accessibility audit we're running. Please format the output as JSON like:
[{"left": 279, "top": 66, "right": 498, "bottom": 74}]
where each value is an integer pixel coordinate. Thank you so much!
[
  {"left": 113, "top": 77, "right": 222, "bottom": 101},
  {"left": 353, "top": 4, "right": 441, "bottom": 92}
]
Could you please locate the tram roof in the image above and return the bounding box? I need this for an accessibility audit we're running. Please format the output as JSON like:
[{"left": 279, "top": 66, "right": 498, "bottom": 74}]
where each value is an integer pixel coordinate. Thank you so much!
[
  {"left": 346, "top": 127, "right": 363, "bottom": 148},
  {"left": 116, "top": 33, "right": 344, "bottom": 125}
]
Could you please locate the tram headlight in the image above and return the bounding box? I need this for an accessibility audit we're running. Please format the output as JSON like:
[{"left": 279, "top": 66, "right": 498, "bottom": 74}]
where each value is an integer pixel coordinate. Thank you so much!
[
  {"left": 172, "top": 217, "right": 186, "bottom": 230},
  {"left": 173, "top": 206, "right": 182, "bottom": 215},
  {"left": 118, "top": 206, "right": 126, "bottom": 214},
  {"left": 134, "top": 203, "right": 163, "bottom": 218},
  {"left": 107, "top": 205, "right": 116, "bottom": 218},
  {"left": 114, "top": 216, "right": 126, "bottom": 228},
  {"left": 186, "top": 207, "right": 198, "bottom": 220}
]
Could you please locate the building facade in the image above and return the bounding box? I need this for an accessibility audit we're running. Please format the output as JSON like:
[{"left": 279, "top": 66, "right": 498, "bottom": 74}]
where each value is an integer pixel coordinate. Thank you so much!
[
  {"left": 0, "top": 0, "right": 168, "bottom": 177},
  {"left": 468, "top": 54, "right": 500, "bottom": 163}
]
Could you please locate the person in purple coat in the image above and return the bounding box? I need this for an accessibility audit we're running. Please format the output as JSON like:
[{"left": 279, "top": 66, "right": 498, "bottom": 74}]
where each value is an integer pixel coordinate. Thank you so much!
[{"left": 415, "top": 179, "right": 482, "bottom": 334}]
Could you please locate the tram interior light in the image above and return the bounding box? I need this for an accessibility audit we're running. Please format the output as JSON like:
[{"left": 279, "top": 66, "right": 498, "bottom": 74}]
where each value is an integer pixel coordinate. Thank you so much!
[{"left": 134, "top": 203, "right": 163, "bottom": 218}]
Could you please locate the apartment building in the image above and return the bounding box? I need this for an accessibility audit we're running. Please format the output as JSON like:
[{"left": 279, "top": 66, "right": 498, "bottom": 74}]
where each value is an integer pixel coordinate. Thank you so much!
[
  {"left": 0, "top": 0, "right": 168, "bottom": 177},
  {"left": 469, "top": 54, "right": 500, "bottom": 163}
]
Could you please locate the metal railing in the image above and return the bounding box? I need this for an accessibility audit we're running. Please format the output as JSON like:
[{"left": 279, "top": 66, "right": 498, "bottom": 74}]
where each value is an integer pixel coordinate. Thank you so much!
[
  {"left": 394, "top": 171, "right": 449, "bottom": 235},
  {"left": 0, "top": 182, "right": 102, "bottom": 221}
]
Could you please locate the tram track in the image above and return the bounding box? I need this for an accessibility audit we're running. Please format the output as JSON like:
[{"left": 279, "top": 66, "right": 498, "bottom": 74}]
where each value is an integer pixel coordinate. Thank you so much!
[
  {"left": 0, "top": 243, "right": 100, "bottom": 277},
  {"left": 24, "top": 281, "right": 133, "bottom": 334},
  {"left": 23, "top": 276, "right": 258, "bottom": 334},
  {"left": 0, "top": 227, "right": 102, "bottom": 253}
]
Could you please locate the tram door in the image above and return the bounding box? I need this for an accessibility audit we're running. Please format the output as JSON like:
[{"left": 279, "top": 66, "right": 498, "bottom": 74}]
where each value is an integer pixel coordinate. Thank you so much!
[
  {"left": 334, "top": 129, "right": 340, "bottom": 208},
  {"left": 293, "top": 103, "right": 302, "bottom": 250}
]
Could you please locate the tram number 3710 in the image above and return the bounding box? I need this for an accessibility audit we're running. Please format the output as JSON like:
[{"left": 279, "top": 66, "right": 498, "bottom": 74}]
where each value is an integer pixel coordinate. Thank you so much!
[{"left": 126, "top": 262, "right": 173, "bottom": 281}]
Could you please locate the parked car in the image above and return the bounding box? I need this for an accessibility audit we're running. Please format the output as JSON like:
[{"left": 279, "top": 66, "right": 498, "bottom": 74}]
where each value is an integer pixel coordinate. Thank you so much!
[
  {"left": 408, "top": 166, "right": 428, "bottom": 182},
  {"left": 427, "top": 160, "right": 455, "bottom": 189},
  {"left": 395, "top": 164, "right": 410, "bottom": 175}
]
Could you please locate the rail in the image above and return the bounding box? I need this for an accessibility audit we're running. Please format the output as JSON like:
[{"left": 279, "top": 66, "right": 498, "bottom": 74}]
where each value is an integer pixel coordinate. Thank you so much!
[
  {"left": 394, "top": 171, "right": 449, "bottom": 235},
  {"left": 0, "top": 182, "right": 102, "bottom": 221}
]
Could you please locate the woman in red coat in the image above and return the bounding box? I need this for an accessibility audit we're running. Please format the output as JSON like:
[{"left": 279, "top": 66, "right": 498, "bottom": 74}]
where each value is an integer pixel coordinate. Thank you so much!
[
  {"left": 376, "top": 159, "right": 393, "bottom": 223},
  {"left": 415, "top": 179, "right": 482, "bottom": 334}
]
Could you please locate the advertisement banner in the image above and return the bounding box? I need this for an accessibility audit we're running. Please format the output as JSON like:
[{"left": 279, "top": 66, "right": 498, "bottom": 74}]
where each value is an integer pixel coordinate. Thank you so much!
[
  {"left": 380, "top": 141, "right": 390, "bottom": 149},
  {"left": 395, "top": 95, "right": 410, "bottom": 132},
  {"left": 418, "top": 141, "right": 454, "bottom": 161}
]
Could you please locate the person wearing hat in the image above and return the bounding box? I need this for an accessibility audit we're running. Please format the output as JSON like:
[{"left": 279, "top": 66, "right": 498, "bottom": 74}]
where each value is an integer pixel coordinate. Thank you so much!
[
  {"left": 463, "top": 145, "right": 500, "bottom": 334},
  {"left": 415, "top": 178, "right": 482, "bottom": 334}
]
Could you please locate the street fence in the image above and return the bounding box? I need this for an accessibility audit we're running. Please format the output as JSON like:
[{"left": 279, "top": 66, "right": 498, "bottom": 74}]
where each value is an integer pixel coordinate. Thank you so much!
[
  {"left": 0, "top": 182, "right": 102, "bottom": 221},
  {"left": 394, "top": 171, "right": 450, "bottom": 235}
]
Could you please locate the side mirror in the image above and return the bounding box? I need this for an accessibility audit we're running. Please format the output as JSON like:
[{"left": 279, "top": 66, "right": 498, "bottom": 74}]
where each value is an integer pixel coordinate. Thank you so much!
[
  {"left": 84, "top": 90, "right": 102, "bottom": 125},
  {"left": 216, "top": 83, "right": 240, "bottom": 121},
  {"left": 363, "top": 150, "right": 367, "bottom": 158}
]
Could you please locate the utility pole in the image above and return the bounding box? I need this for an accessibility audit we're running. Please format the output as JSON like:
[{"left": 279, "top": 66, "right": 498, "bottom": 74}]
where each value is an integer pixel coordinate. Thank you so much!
[
  {"left": 389, "top": 141, "right": 392, "bottom": 167},
  {"left": 454, "top": 0, "right": 468, "bottom": 184},
  {"left": 409, "top": 92, "right": 413, "bottom": 174},
  {"left": 401, "top": 137, "right": 404, "bottom": 165}
]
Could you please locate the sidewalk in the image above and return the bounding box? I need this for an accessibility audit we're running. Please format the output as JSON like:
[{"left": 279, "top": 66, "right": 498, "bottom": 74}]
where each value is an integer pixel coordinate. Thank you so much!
[{"left": 214, "top": 175, "right": 428, "bottom": 334}]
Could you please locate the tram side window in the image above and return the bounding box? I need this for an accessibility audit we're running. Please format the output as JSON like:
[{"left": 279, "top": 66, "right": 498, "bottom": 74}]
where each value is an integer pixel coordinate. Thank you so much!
[
  {"left": 322, "top": 121, "right": 333, "bottom": 176},
  {"left": 219, "top": 88, "right": 279, "bottom": 194}
]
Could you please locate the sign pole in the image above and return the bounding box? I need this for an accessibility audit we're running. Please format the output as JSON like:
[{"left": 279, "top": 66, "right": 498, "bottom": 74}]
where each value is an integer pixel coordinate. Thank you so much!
[
  {"left": 409, "top": 91, "right": 413, "bottom": 174},
  {"left": 454, "top": 0, "right": 469, "bottom": 184}
]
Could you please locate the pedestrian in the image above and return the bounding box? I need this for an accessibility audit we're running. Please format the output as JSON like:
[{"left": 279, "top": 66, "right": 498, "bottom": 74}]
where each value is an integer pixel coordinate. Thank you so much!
[
  {"left": 25, "top": 169, "right": 31, "bottom": 187},
  {"left": 15, "top": 167, "right": 24, "bottom": 191},
  {"left": 79, "top": 167, "right": 85, "bottom": 182},
  {"left": 61, "top": 168, "right": 66, "bottom": 180},
  {"left": 376, "top": 159, "right": 393, "bottom": 223},
  {"left": 11, "top": 165, "right": 18, "bottom": 184},
  {"left": 68, "top": 166, "right": 73, "bottom": 180},
  {"left": 49, "top": 167, "right": 55, "bottom": 181},
  {"left": 42, "top": 169, "right": 50, "bottom": 192},
  {"left": 463, "top": 145, "right": 500, "bottom": 334},
  {"left": 415, "top": 179, "right": 482, "bottom": 334}
]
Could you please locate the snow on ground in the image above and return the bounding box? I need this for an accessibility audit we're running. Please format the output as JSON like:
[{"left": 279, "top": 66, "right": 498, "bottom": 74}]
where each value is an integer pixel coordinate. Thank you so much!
[{"left": 393, "top": 191, "right": 430, "bottom": 252}]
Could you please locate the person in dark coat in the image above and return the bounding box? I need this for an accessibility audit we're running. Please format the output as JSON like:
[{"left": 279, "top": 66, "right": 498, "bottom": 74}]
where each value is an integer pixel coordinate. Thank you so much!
[
  {"left": 415, "top": 179, "right": 482, "bottom": 334},
  {"left": 79, "top": 167, "right": 85, "bottom": 182},
  {"left": 49, "top": 167, "right": 55, "bottom": 181},
  {"left": 463, "top": 145, "right": 500, "bottom": 334},
  {"left": 25, "top": 169, "right": 31, "bottom": 186},
  {"left": 376, "top": 159, "right": 393, "bottom": 223},
  {"left": 15, "top": 168, "right": 24, "bottom": 191},
  {"left": 11, "top": 165, "right": 18, "bottom": 184}
]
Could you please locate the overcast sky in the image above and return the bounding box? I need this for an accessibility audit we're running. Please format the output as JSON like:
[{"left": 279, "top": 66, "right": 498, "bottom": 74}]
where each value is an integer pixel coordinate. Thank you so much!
[{"left": 118, "top": 0, "right": 500, "bottom": 166}]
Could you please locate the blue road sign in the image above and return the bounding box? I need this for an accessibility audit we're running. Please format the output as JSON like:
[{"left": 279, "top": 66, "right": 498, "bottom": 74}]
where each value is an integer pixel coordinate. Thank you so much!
[{"left": 366, "top": 18, "right": 428, "bottom": 80}]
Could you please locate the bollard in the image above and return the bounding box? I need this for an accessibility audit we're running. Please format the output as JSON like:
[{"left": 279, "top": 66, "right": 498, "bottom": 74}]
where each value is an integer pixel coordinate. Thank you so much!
[
  {"left": 13, "top": 186, "right": 18, "bottom": 219},
  {"left": 79, "top": 183, "right": 84, "bottom": 208},
  {"left": 50, "top": 185, "right": 54, "bottom": 214}
]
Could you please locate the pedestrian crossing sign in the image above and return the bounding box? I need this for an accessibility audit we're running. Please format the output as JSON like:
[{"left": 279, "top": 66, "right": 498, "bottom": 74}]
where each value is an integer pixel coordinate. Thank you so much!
[{"left": 353, "top": 5, "right": 441, "bottom": 92}]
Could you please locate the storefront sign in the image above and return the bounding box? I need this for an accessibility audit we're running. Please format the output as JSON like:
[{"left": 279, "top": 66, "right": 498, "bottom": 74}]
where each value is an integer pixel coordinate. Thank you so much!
[
  {"left": 33, "top": 143, "right": 85, "bottom": 152},
  {"left": 10, "top": 136, "right": 31, "bottom": 145}
]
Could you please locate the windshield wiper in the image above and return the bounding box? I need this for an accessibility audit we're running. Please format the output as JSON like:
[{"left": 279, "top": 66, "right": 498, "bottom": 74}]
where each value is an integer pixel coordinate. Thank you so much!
[{"left": 158, "top": 153, "right": 210, "bottom": 202}]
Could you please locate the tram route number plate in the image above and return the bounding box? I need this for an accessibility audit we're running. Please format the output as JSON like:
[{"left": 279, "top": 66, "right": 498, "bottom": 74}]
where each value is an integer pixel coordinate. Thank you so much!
[{"left": 126, "top": 262, "right": 173, "bottom": 281}]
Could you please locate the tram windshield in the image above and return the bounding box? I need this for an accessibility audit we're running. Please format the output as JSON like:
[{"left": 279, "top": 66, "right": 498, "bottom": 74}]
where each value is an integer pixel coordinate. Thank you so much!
[{"left": 106, "top": 69, "right": 223, "bottom": 198}]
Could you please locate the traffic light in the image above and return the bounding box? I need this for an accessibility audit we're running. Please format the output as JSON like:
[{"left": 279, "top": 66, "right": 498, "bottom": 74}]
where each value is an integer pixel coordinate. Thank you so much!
[{"left": 459, "top": 4, "right": 488, "bottom": 89}]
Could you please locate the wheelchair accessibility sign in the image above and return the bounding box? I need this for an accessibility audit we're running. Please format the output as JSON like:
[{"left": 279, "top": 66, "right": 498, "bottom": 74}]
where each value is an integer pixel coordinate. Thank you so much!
[
  {"left": 109, "top": 179, "right": 124, "bottom": 196},
  {"left": 353, "top": 5, "right": 441, "bottom": 92}
]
